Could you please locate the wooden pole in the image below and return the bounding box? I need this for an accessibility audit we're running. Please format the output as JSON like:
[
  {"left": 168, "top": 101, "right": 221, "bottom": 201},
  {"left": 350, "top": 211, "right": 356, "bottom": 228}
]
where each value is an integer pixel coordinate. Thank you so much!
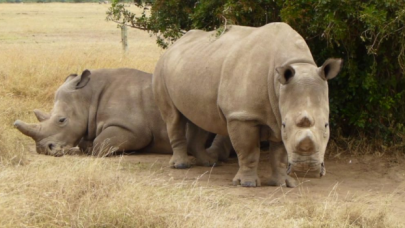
[{"left": 121, "top": 24, "right": 128, "bottom": 53}]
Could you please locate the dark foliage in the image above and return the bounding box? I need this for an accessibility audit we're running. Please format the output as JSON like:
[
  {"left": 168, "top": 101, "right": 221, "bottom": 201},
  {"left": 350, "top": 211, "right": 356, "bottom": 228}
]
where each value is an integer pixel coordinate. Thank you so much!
[{"left": 107, "top": 0, "right": 405, "bottom": 148}]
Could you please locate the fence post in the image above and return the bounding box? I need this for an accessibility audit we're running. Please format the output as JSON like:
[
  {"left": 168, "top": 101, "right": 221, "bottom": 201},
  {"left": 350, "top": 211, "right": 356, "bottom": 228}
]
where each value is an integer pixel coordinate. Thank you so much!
[{"left": 121, "top": 24, "right": 128, "bottom": 53}]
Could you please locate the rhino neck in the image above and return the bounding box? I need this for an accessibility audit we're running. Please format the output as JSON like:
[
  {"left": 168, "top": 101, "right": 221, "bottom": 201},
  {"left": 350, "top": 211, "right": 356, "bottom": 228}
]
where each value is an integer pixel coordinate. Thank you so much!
[
  {"left": 84, "top": 82, "right": 103, "bottom": 142},
  {"left": 67, "top": 84, "right": 93, "bottom": 141}
]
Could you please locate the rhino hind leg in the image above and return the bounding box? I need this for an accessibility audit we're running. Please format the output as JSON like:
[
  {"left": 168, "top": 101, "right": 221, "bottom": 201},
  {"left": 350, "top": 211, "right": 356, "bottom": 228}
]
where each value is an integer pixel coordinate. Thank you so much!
[
  {"left": 186, "top": 122, "right": 218, "bottom": 166},
  {"left": 206, "top": 134, "right": 232, "bottom": 162},
  {"left": 162, "top": 112, "right": 192, "bottom": 168},
  {"left": 152, "top": 75, "right": 193, "bottom": 168},
  {"left": 90, "top": 126, "right": 152, "bottom": 157},
  {"left": 268, "top": 142, "right": 297, "bottom": 188},
  {"left": 228, "top": 121, "right": 261, "bottom": 187}
]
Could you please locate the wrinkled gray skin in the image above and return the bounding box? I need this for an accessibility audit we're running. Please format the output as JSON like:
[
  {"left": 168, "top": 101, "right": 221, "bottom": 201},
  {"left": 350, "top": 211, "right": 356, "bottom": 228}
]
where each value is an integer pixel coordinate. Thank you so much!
[
  {"left": 153, "top": 22, "right": 342, "bottom": 187},
  {"left": 14, "top": 68, "right": 231, "bottom": 162}
]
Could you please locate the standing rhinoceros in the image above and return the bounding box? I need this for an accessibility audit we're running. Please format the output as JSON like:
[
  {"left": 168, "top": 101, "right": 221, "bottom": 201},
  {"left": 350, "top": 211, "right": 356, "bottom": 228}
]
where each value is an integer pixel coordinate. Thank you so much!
[
  {"left": 152, "top": 22, "right": 342, "bottom": 187},
  {"left": 14, "top": 68, "right": 231, "bottom": 162}
]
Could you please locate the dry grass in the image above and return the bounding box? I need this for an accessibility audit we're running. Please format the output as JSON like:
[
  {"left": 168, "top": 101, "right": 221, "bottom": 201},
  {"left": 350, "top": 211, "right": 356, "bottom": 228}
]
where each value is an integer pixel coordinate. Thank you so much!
[
  {"left": 327, "top": 131, "right": 405, "bottom": 160},
  {"left": 0, "top": 3, "right": 401, "bottom": 227},
  {"left": 0, "top": 156, "right": 396, "bottom": 227}
]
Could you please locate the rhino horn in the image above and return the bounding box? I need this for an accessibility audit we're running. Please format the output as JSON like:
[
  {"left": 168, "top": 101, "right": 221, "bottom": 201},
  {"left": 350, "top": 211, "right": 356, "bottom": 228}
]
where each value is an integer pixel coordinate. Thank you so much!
[
  {"left": 14, "top": 120, "right": 41, "bottom": 140},
  {"left": 297, "top": 135, "right": 315, "bottom": 152},
  {"left": 295, "top": 130, "right": 316, "bottom": 154},
  {"left": 295, "top": 111, "right": 314, "bottom": 128},
  {"left": 33, "top": 109, "right": 50, "bottom": 122}
]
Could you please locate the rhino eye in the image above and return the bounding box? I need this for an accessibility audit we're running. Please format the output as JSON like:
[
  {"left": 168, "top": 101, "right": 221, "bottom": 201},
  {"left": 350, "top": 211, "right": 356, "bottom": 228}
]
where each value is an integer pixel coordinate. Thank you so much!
[
  {"left": 325, "top": 123, "right": 329, "bottom": 128},
  {"left": 59, "top": 117, "right": 66, "bottom": 123},
  {"left": 282, "top": 122, "right": 286, "bottom": 128}
]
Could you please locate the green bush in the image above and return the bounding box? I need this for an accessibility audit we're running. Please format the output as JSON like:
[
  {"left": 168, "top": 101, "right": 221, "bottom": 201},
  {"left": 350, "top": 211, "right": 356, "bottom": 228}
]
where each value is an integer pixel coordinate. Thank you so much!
[
  {"left": 280, "top": 1, "right": 405, "bottom": 145},
  {"left": 107, "top": 0, "right": 405, "bottom": 148}
]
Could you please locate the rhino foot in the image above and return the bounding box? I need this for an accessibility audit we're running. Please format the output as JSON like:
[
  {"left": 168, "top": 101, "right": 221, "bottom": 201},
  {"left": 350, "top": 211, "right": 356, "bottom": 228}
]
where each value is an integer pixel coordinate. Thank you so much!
[
  {"left": 285, "top": 177, "right": 297, "bottom": 188},
  {"left": 174, "top": 163, "right": 192, "bottom": 169},
  {"left": 169, "top": 155, "right": 192, "bottom": 169},
  {"left": 268, "top": 173, "right": 297, "bottom": 188},
  {"left": 206, "top": 146, "right": 230, "bottom": 163},
  {"left": 232, "top": 171, "right": 261, "bottom": 187},
  {"left": 196, "top": 160, "right": 218, "bottom": 167},
  {"left": 195, "top": 152, "right": 218, "bottom": 167}
]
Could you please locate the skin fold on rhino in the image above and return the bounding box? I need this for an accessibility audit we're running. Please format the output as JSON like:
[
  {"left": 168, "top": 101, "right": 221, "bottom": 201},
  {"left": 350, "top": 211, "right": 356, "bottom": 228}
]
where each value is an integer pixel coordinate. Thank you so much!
[
  {"left": 14, "top": 68, "right": 232, "bottom": 165},
  {"left": 152, "top": 22, "right": 342, "bottom": 187}
]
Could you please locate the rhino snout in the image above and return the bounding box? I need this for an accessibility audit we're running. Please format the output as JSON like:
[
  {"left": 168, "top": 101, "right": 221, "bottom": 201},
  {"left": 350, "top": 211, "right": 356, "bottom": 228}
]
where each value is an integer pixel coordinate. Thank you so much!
[
  {"left": 48, "top": 143, "right": 55, "bottom": 151},
  {"left": 36, "top": 142, "right": 67, "bottom": 157}
]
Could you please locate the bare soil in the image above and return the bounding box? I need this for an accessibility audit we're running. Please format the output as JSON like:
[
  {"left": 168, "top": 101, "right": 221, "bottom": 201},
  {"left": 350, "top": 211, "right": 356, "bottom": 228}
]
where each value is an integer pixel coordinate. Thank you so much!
[{"left": 110, "top": 151, "right": 405, "bottom": 224}]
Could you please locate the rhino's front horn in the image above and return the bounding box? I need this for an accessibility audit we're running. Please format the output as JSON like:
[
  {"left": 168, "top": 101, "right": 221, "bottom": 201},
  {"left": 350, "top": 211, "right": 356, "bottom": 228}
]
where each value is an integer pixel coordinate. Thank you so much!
[
  {"left": 295, "top": 130, "right": 316, "bottom": 155},
  {"left": 14, "top": 120, "right": 41, "bottom": 140}
]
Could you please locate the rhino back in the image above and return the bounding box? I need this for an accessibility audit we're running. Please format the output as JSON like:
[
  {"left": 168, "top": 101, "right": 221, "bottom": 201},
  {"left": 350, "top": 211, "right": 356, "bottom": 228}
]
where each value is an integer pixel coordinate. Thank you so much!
[
  {"left": 155, "top": 22, "right": 315, "bottom": 135},
  {"left": 87, "top": 68, "right": 166, "bottom": 143}
]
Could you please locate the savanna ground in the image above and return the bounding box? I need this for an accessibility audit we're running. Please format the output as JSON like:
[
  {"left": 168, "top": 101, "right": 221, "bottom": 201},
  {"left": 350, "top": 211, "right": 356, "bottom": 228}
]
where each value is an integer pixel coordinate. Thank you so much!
[{"left": 0, "top": 3, "right": 404, "bottom": 227}]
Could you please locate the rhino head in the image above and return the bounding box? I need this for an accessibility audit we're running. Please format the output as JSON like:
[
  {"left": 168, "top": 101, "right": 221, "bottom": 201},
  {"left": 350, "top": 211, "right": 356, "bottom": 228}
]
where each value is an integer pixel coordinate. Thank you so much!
[
  {"left": 14, "top": 70, "right": 91, "bottom": 156},
  {"left": 276, "top": 58, "right": 342, "bottom": 178}
]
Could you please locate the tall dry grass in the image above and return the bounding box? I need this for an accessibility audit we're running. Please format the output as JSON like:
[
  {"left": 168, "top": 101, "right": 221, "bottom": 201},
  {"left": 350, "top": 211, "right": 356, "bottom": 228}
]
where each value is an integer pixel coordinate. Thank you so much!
[
  {"left": 0, "top": 3, "right": 402, "bottom": 227},
  {"left": 0, "top": 155, "right": 396, "bottom": 227}
]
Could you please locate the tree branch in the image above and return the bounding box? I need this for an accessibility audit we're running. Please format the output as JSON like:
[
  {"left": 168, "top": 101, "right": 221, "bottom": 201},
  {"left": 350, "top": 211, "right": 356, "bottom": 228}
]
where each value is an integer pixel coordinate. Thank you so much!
[{"left": 110, "top": 19, "right": 148, "bottom": 31}]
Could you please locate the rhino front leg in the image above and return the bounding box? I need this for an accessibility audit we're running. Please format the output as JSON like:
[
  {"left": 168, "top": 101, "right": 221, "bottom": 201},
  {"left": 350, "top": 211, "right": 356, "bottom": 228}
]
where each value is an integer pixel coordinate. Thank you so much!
[
  {"left": 186, "top": 122, "right": 218, "bottom": 166},
  {"left": 91, "top": 126, "right": 152, "bottom": 156},
  {"left": 228, "top": 120, "right": 261, "bottom": 187},
  {"left": 268, "top": 142, "right": 297, "bottom": 188}
]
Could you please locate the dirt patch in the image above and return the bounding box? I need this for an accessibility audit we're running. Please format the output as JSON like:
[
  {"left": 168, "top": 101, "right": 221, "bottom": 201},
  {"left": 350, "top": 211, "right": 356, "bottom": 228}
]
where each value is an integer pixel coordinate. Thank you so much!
[{"left": 111, "top": 152, "right": 405, "bottom": 224}]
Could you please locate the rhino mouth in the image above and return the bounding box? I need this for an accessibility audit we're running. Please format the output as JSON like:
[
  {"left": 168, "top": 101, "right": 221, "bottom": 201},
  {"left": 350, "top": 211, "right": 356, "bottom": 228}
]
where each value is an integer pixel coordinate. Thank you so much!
[
  {"left": 287, "top": 162, "right": 326, "bottom": 178},
  {"left": 293, "top": 150, "right": 319, "bottom": 156},
  {"left": 36, "top": 143, "right": 75, "bottom": 157},
  {"left": 52, "top": 152, "right": 64, "bottom": 157}
]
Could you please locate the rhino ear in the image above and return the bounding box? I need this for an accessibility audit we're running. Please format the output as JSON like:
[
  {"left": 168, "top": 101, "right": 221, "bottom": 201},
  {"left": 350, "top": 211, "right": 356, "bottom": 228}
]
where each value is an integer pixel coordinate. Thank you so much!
[
  {"left": 64, "top": 73, "right": 78, "bottom": 83},
  {"left": 318, "top": 58, "right": 343, "bottom": 80},
  {"left": 276, "top": 65, "right": 295, "bottom": 85},
  {"left": 33, "top": 109, "right": 50, "bottom": 122},
  {"left": 75, "top": 69, "right": 91, "bottom": 89}
]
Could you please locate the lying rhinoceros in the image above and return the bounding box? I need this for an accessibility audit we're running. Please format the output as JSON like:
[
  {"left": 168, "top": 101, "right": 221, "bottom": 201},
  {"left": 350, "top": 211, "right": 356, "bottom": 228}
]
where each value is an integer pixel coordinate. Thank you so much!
[
  {"left": 14, "top": 68, "right": 231, "bottom": 163},
  {"left": 152, "top": 22, "right": 342, "bottom": 187}
]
